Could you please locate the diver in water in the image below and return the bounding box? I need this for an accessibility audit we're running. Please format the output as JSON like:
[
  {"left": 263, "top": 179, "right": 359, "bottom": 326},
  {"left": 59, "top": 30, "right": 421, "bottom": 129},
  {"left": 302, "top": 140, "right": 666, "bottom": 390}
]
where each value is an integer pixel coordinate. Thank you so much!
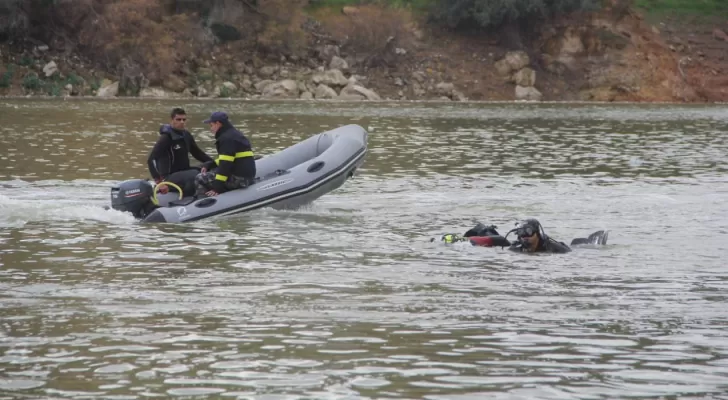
[
  {"left": 435, "top": 219, "right": 608, "bottom": 254},
  {"left": 505, "top": 218, "right": 572, "bottom": 253}
]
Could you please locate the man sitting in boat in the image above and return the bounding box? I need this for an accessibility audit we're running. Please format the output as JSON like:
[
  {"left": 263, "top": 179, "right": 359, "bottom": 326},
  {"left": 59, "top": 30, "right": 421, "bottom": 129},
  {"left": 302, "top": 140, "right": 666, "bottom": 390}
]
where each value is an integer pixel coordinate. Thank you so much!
[
  {"left": 147, "top": 107, "right": 214, "bottom": 197},
  {"left": 195, "top": 111, "right": 257, "bottom": 197},
  {"left": 436, "top": 219, "right": 607, "bottom": 254}
]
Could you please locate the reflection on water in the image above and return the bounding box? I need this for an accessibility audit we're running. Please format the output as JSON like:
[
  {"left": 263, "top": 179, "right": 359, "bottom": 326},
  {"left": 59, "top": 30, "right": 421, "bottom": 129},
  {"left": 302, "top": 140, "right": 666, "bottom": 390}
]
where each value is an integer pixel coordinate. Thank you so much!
[{"left": 0, "top": 99, "right": 727, "bottom": 399}]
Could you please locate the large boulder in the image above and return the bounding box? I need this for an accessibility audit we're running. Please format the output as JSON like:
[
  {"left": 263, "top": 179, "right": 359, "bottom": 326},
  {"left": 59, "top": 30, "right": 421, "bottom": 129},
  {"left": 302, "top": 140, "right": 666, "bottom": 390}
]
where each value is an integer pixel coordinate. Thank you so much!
[
  {"left": 515, "top": 85, "right": 542, "bottom": 101},
  {"left": 259, "top": 65, "right": 277, "bottom": 77},
  {"left": 452, "top": 90, "right": 468, "bottom": 102},
  {"left": 139, "top": 87, "right": 169, "bottom": 98},
  {"left": 317, "top": 44, "right": 340, "bottom": 63},
  {"left": 411, "top": 71, "right": 426, "bottom": 83},
  {"left": 512, "top": 68, "right": 536, "bottom": 87},
  {"left": 312, "top": 69, "right": 349, "bottom": 87},
  {"left": 254, "top": 79, "right": 275, "bottom": 93},
  {"left": 435, "top": 82, "right": 455, "bottom": 97},
  {"left": 494, "top": 51, "right": 530, "bottom": 76},
  {"left": 713, "top": 28, "right": 728, "bottom": 42},
  {"left": 97, "top": 81, "right": 119, "bottom": 97},
  {"left": 342, "top": 6, "right": 359, "bottom": 16},
  {"left": 262, "top": 79, "right": 299, "bottom": 98},
  {"left": 233, "top": 61, "right": 247, "bottom": 74},
  {"left": 339, "top": 84, "right": 381, "bottom": 101},
  {"left": 195, "top": 86, "right": 209, "bottom": 97},
  {"left": 329, "top": 56, "right": 348, "bottom": 71},
  {"left": 240, "top": 77, "right": 253, "bottom": 92},
  {"left": 162, "top": 74, "right": 187, "bottom": 93},
  {"left": 560, "top": 26, "right": 585, "bottom": 54},
  {"left": 314, "top": 84, "right": 338, "bottom": 99},
  {"left": 222, "top": 81, "right": 237, "bottom": 92},
  {"left": 42, "top": 61, "right": 58, "bottom": 78},
  {"left": 412, "top": 82, "right": 426, "bottom": 97},
  {"left": 552, "top": 27, "right": 587, "bottom": 69}
]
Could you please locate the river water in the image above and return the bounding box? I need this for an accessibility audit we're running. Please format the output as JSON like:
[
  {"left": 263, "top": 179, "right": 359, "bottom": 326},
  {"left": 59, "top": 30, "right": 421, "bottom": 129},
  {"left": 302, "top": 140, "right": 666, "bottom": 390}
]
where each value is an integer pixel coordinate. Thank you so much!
[{"left": 0, "top": 99, "right": 727, "bottom": 399}]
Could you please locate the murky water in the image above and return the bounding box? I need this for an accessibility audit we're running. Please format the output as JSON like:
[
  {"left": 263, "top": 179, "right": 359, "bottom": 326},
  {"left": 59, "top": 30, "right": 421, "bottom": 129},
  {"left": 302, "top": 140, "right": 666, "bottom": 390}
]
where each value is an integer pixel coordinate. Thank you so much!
[{"left": 1, "top": 99, "right": 727, "bottom": 399}]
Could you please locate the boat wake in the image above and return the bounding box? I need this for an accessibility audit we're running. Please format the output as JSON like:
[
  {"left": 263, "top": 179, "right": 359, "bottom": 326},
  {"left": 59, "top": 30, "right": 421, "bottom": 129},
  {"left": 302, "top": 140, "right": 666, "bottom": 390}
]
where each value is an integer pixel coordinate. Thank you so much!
[{"left": 0, "top": 180, "right": 137, "bottom": 228}]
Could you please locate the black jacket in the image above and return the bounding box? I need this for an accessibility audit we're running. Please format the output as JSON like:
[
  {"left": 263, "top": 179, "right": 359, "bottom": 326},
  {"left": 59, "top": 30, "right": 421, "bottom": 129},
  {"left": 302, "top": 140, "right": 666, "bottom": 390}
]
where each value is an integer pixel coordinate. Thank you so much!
[
  {"left": 202, "top": 123, "right": 256, "bottom": 193},
  {"left": 147, "top": 124, "right": 213, "bottom": 181}
]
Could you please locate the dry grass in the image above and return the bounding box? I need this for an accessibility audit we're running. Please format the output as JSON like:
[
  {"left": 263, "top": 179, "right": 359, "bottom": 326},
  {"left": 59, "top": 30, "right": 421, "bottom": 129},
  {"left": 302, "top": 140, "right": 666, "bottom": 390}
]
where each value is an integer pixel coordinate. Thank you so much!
[
  {"left": 315, "top": 4, "right": 417, "bottom": 66},
  {"left": 76, "top": 0, "right": 205, "bottom": 83},
  {"left": 257, "top": 0, "right": 310, "bottom": 55}
]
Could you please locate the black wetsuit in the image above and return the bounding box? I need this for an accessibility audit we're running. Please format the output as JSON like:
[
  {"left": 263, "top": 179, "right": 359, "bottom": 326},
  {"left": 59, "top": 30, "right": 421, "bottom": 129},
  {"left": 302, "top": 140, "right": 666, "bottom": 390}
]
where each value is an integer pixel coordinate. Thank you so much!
[
  {"left": 147, "top": 124, "right": 213, "bottom": 196},
  {"left": 508, "top": 235, "right": 572, "bottom": 253}
]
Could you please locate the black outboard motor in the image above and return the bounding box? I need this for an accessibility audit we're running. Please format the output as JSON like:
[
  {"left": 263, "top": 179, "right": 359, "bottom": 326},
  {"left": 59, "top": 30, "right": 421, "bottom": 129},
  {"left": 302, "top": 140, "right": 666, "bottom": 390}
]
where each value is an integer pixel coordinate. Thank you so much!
[{"left": 110, "top": 179, "right": 157, "bottom": 219}]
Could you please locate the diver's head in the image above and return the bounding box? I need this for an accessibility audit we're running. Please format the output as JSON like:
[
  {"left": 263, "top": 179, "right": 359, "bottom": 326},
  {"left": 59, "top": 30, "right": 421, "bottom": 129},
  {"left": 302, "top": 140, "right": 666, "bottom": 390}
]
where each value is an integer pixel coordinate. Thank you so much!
[{"left": 516, "top": 219, "right": 542, "bottom": 252}]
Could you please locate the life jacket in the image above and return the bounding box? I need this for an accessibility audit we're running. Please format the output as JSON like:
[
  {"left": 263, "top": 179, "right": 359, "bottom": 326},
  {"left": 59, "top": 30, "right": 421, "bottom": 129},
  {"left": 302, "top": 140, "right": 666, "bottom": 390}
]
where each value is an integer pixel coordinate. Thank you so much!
[
  {"left": 159, "top": 124, "right": 193, "bottom": 175},
  {"left": 212, "top": 124, "right": 256, "bottom": 179}
]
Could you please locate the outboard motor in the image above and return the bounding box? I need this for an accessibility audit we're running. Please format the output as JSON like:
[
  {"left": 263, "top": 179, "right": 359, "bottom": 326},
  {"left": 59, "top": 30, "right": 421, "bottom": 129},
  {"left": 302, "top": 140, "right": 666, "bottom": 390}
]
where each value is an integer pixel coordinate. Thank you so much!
[{"left": 110, "top": 179, "right": 157, "bottom": 219}]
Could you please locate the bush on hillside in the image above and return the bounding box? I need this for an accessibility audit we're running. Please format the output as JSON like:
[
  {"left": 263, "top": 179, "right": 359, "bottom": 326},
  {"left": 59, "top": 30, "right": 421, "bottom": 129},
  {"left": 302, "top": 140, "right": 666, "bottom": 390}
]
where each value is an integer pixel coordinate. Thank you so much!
[
  {"left": 318, "top": 4, "right": 415, "bottom": 67},
  {"left": 428, "top": 0, "right": 603, "bottom": 30},
  {"left": 257, "top": 0, "right": 310, "bottom": 55},
  {"left": 0, "top": 0, "right": 28, "bottom": 41},
  {"left": 12, "top": 0, "right": 208, "bottom": 85},
  {"left": 83, "top": 0, "right": 204, "bottom": 83}
]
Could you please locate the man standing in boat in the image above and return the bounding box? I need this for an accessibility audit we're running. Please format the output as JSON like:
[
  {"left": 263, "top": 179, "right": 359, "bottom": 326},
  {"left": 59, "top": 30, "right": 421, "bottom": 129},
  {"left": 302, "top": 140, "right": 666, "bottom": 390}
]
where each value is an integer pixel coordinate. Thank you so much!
[
  {"left": 147, "top": 107, "right": 214, "bottom": 196},
  {"left": 195, "top": 111, "right": 257, "bottom": 197}
]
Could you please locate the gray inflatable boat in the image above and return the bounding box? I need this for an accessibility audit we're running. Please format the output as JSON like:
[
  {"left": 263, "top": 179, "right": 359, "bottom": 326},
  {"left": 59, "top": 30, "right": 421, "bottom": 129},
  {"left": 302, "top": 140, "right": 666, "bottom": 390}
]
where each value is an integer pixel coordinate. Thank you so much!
[{"left": 110, "top": 124, "right": 368, "bottom": 223}]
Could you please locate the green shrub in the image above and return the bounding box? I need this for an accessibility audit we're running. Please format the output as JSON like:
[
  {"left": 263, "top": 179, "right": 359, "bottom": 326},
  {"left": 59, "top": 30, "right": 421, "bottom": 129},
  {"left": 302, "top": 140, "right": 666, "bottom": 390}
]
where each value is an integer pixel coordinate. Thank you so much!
[
  {"left": 18, "top": 56, "right": 34, "bottom": 66},
  {"left": 65, "top": 72, "right": 83, "bottom": 86},
  {"left": 0, "top": 65, "right": 15, "bottom": 88},
  {"left": 45, "top": 81, "right": 63, "bottom": 96},
  {"left": 307, "top": 0, "right": 362, "bottom": 9},
  {"left": 428, "top": 0, "right": 603, "bottom": 30},
  {"left": 22, "top": 72, "right": 42, "bottom": 90},
  {"left": 635, "top": 0, "right": 728, "bottom": 15}
]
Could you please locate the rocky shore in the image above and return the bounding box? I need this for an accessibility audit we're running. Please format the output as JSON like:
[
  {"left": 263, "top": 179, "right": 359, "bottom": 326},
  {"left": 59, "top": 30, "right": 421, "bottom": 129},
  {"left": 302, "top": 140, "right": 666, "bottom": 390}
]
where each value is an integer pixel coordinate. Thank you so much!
[{"left": 1, "top": 5, "right": 726, "bottom": 103}]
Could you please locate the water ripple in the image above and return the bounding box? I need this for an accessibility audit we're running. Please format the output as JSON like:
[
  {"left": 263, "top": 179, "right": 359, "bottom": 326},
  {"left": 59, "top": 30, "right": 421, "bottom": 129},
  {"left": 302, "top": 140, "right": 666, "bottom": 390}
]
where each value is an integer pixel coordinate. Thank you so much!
[{"left": 0, "top": 100, "right": 726, "bottom": 399}]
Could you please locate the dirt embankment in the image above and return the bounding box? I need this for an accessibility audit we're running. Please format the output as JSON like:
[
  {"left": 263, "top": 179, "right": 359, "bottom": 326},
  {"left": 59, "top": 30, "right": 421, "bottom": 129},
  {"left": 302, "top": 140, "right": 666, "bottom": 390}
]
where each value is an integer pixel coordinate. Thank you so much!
[{"left": 1, "top": 4, "right": 726, "bottom": 103}]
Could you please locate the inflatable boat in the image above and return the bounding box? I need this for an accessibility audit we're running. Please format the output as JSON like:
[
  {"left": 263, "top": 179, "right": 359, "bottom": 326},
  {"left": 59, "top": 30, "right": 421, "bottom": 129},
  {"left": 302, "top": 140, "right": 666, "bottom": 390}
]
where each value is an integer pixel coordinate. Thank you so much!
[{"left": 109, "top": 124, "right": 368, "bottom": 223}]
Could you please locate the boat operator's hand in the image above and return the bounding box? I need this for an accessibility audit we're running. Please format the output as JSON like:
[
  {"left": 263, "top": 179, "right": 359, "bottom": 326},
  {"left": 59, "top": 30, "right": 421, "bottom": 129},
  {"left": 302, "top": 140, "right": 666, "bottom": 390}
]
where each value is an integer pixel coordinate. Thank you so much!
[
  {"left": 155, "top": 178, "right": 169, "bottom": 194},
  {"left": 205, "top": 190, "right": 218, "bottom": 197}
]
